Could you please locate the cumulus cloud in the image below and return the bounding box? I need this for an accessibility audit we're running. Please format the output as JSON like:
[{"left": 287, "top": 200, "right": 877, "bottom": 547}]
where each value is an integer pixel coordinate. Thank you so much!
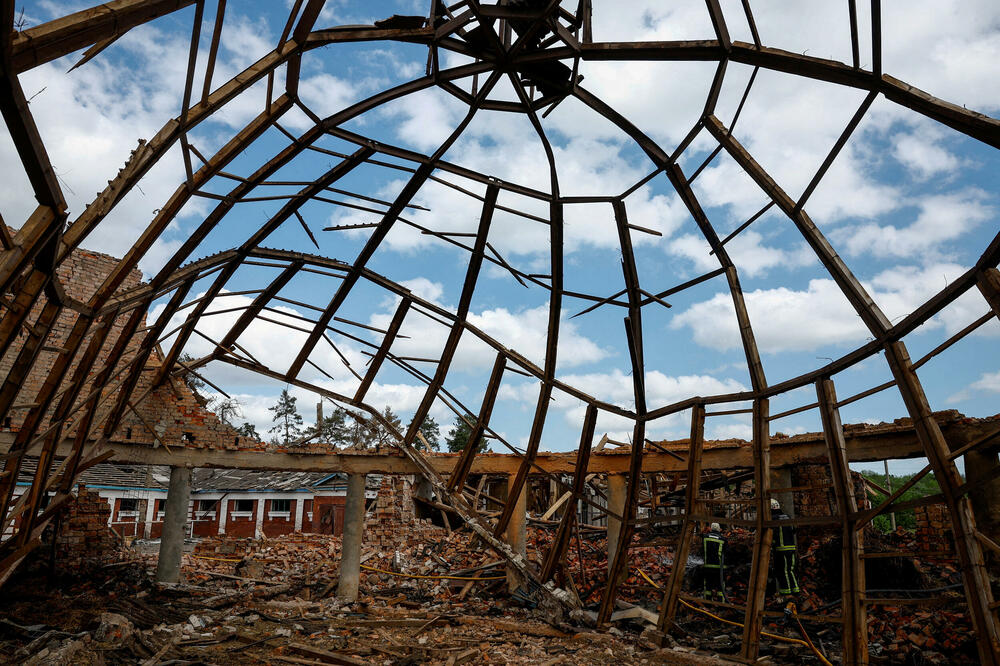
[
  {"left": 947, "top": 370, "right": 1000, "bottom": 405},
  {"left": 368, "top": 292, "right": 610, "bottom": 372},
  {"left": 668, "top": 230, "right": 815, "bottom": 278},
  {"left": 837, "top": 190, "right": 993, "bottom": 260},
  {"left": 892, "top": 127, "right": 964, "bottom": 180},
  {"left": 671, "top": 263, "right": 998, "bottom": 353},
  {"left": 502, "top": 367, "right": 748, "bottom": 443}
]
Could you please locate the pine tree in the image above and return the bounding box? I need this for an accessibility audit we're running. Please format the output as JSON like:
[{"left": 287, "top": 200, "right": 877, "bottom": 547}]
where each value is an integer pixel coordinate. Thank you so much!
[
  {"left": 212, "top": 397, "right": 242, "bottom": 425},
  {"left": 310, "top": 406, "right": 351, "bottom": 447},
  {"left": 268, "top": 388, "right": 303, "bottom": 445},
  {"left": 416, "top": 415, "right": 441, "bottom": 451},
  {"left": 236, "top": 422, "right": 260, "bottom": 439},
  {"left": 343, "top": 406, "right": 403, "bottom": 450},
  {"left": 371, "top": 406, "right": 403, "bottom": 450},
  {"left": 445, "top": 414, "right": 486, "bottom": 453}
]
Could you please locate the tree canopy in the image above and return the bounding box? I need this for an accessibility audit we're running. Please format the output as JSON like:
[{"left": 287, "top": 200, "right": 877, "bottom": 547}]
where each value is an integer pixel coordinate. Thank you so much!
[
  {"left": 445, "top": 414, "right": 487, "bottom": 453},
  {"left": 416, "top": 415, "right": 440, "bottom": 450},
  {"left": 268, "top": 388, "right": 304, "bottom": 445}
]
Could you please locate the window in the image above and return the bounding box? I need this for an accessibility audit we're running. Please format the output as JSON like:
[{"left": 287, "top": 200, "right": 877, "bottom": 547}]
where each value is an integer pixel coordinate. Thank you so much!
[
  {"left": 271, "top": 499, "right": 291, "bottom": 513},
  {"left": 233, "top": 499, "right": 254, "bottom": 513},
  {"left": 120, "top": 498, "right": 138, "bottom": 512},
  {"left": 197, "top": 499, "right": 216, "bottom": 513}
]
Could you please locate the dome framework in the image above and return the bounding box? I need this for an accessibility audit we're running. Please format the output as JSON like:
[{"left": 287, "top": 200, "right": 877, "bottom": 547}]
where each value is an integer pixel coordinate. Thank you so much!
[{"left": 1, "top": 1, "right": 1000, "bottom": 662}]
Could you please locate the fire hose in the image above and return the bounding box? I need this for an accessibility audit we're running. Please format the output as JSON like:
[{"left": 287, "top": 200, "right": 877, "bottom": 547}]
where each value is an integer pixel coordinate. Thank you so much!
[{"left": 636, "top": 568, "right": 833, "bottom": 666}]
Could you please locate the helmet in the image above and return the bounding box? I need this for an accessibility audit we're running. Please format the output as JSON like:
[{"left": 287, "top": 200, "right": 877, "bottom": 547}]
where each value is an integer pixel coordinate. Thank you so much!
[
  {"left": 770, "top": 498, "right": 781, "bottom": 510},
  {"left": 710, "top": 523, "right": 721, "bottom": 533}
]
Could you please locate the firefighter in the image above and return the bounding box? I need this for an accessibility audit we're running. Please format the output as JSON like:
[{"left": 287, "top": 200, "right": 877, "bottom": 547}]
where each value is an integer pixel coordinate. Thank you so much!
[
  {"left": 771, "top": 498, "right": 800, "bottom": 595},
  {"left": 702, "top": 522, "right": 727, "bottom": 601}
]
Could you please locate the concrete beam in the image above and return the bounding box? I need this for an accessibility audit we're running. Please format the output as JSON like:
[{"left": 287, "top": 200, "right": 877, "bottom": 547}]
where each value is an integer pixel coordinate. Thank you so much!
[{"left": 3, "top": 415, "right": 997, "bottom": 476}]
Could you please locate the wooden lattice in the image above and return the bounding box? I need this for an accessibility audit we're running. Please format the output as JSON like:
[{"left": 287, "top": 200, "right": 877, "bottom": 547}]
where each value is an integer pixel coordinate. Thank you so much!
[{"left": 2, "top": 2, "right": 999, "bottom": 663}]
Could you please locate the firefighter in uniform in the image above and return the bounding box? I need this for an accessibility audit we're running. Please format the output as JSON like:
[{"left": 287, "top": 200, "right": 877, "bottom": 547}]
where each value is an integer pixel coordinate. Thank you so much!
[
  {"left": 701, "top": 522, "right": 727, "bottom": 601},
  {"left": 771, "top": 498, "right": 800, "bottom": 594}
]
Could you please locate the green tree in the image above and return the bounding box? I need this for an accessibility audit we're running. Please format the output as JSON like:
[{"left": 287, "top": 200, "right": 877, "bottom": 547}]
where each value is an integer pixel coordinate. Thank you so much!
[
  {"left": 416, "top": 415, "right": 441, "bottom": 450},
  {"left": 342, "top": 406, "right": 403, "bottom": 450},
  {"left": 310, "top": 405, "right": 351, "bottom": 447},
  {"left": 268, "top": 388, "right": 303, "bottom": 445},
  {"left": 211, "top": 397, "right": 242, "bottom": 426},
  {"left": 179, "top": 353, "right": 208, "bottom": 406},
  {"left": 236, "top": 422, "right": 260, "bottom": 440},
  {"left": 371, "top": 406, "right": 403, "bottom": 450},
  {"left": 445, "top": 414, "right": 486, "bottom": 453},
  {"left": 862, "top": 470, "right": 942, "bottom": 532}
]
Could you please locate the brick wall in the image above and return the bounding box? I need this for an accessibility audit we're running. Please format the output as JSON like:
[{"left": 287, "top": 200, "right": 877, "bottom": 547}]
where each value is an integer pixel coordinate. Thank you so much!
[
  {"left": 52, "top": 485, "right": 121, "bottom": 574},
  {"left": 915, "top": 504, "right": 955, "bottom": 559},
  {"left": 0, "top": 236, "right": 303, "bottom": 454},
  {"left": 792, "top": 463, "right": 871, "bottom": 517},
  {"left": 364, "top": 475, "right": 447, "bottom": 549}
]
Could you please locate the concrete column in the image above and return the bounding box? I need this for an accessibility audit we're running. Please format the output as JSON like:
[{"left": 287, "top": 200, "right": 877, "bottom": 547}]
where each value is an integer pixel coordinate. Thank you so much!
[
  {"left": 254, "top": 498, "right": 265, "bottom": 538},
  {"left": 337, "top": 473, "right": 367, "bottom": 601},
  {"left": 156, "top": 467, "right": 192, "bottom": 583},
  {"left": 607, "top": 474, "right": 627, "bottom": 573},
  {"left": 294, "top": 497, "right": 305, "bottom": 532},
  {"left": 770, "top": 467, "right": 795, "bottom": 518},
  {"left": 217, "top": 497, "right": 228, "bottom": 535},
  {"left": 143, "top": 494, "right": 156, "bottom": 539},
  {"left": 505, "top": 476, "right": 527, "bottom": 592}
]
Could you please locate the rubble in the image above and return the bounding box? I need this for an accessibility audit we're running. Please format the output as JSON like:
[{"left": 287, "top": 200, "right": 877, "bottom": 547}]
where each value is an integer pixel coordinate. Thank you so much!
[{"left": 0, "top": 512, "right": 984, "bottom": 665}]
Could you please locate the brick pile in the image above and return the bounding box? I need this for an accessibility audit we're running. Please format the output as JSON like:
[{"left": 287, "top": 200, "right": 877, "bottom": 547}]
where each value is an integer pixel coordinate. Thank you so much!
[{"left": 53, "top": 485, "right": 121, "bottom": 574}]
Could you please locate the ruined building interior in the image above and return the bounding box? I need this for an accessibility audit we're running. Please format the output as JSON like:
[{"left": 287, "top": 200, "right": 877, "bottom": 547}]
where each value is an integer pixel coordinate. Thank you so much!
[{"left": 1, "top": 1, "right": 1000, "bottom": 664}]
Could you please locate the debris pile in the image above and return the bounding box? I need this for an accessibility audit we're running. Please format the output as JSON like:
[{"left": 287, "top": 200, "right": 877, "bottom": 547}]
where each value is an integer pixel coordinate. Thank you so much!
[{"left": 0, "top": 482, "right": 985, "bottom": 665}]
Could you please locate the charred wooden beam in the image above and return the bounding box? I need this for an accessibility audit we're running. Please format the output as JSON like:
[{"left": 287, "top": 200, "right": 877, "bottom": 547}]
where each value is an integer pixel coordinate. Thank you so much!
[{"left": 9, "top": 0, "right": 197, "bottom": 72}]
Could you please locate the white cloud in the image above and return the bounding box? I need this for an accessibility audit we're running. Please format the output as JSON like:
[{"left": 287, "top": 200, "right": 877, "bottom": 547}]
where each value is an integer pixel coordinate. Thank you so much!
[
  {"left": 668, "top": 229, "right": 815, "bottom": 278},
  {"left": 947, "top": 370, "right": 1000, "bottom": 405},
  {"left": 837, "top": 190, "right": 993, "bottom": 260},
  {"left": 503, "top": 368, "right": 747, "bottom": 442},
  {"left": 971, "top": 371, "right": 1000, "bottom": 393},
  {"left": 368, "top": 297, "right": 610, "bottom": 372},
  {"left": 150, "top": 289, "right": 367, "bottom": 384},
  {"left": 671, "top": 263, "right": 998, "bottom": 353},
  {"left": 892, "top": 127, "right": 964, "bottom": 180}
]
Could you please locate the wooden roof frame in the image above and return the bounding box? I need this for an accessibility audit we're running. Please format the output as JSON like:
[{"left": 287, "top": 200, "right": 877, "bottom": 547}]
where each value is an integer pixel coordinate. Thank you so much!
[{"left": 2, "top": 1, "right": 1000, "bottom": 660}]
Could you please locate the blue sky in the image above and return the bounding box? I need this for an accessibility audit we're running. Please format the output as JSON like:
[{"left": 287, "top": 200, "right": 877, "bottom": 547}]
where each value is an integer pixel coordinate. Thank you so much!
[{"left": 3, "top": 1, "right": 999, "bottom": 474}]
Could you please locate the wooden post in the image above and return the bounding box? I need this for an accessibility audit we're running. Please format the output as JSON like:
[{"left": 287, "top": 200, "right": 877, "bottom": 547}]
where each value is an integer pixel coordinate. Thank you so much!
[
  {"left": 541, "top": 405, "right": 596, "bottom": 582},
  {"left": 739, "top": 399, "right": 772, "bottom": 662},
  {"left": 817, "top": 378, "right": 866, "bottom": 666},
  {"left": 657, "top": 403, "right": 705, "bottom": 639},
  {"left": 885, "top": 341, "right": 1000, "bottom": 665},
  {"left": 606, "top": 474, "right": 627, "bottom": 575},
  {"left": 505, "top": 475, "right": 527, "bottom": 593},
  {"left": 884, "top": 459, "right": 896, "bottom": 531},
  {"left": 977, "top": 267, "right": 1000, "bottom": 319}
]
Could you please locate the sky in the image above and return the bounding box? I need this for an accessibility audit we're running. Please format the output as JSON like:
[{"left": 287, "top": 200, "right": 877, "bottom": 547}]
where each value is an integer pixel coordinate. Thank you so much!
[{"left": 2, "top": 1, "right": 999, "bottom": 474}]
